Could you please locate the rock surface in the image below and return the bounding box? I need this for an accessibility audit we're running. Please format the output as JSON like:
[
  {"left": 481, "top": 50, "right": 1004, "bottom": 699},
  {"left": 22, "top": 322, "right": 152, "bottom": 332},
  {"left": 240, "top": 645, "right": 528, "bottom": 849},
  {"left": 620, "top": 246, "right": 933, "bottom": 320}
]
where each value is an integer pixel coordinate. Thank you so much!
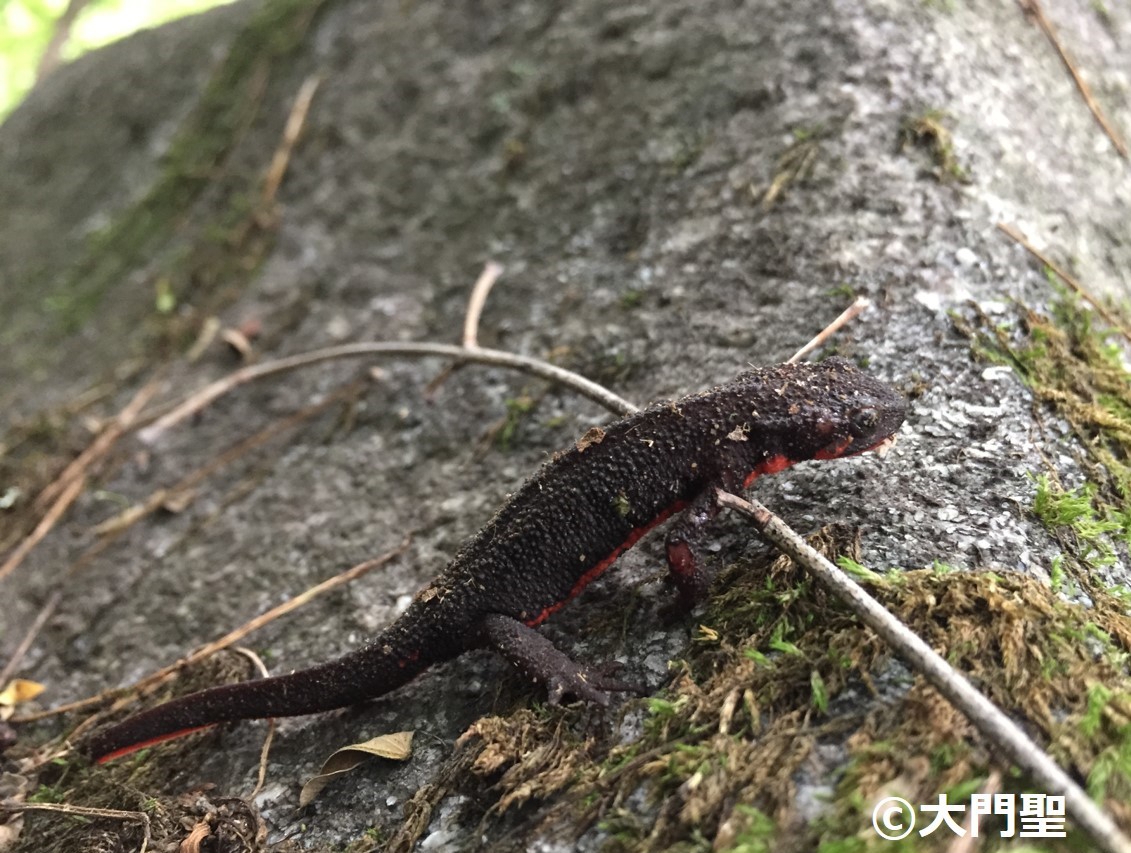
[{"left": 1, "top": 0, "right": 1128, "bottom": 850}]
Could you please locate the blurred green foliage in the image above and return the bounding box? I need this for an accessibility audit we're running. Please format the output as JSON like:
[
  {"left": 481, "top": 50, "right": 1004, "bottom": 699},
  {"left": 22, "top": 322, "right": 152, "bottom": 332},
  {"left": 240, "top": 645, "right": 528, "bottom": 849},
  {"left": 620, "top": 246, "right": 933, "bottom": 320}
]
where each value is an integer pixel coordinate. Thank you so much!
[{"left": 0, "top": 0, "right": 233, "bottom": 122}]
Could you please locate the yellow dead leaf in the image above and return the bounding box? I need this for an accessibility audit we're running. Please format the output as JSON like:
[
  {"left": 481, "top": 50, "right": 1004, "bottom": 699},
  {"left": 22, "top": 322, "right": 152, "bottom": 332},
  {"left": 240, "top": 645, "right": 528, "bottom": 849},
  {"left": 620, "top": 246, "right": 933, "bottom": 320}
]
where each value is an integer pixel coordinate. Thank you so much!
[
  {"left": 0, "top": 680, "right": 45, "bottom": 707},
  {"left": 299, "top": 731, "right": 413, "bottom": 807}
]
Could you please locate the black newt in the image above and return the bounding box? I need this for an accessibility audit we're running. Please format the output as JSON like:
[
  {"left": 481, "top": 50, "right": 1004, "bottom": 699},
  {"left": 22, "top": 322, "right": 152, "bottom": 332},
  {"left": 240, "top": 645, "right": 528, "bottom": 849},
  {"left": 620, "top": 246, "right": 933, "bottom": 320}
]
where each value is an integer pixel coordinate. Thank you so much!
[{"left": 84, "top": 358, "right": 905, "bottom": 763}]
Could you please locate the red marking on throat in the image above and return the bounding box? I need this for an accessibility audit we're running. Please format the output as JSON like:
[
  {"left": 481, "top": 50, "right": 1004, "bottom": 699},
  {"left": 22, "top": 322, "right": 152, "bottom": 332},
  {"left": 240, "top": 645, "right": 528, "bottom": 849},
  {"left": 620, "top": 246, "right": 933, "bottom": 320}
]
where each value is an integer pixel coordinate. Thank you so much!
[
  {"left": 96, "top": 725, "right": 213, "bottom": 764},
  {"left": 813, "top": 439, "right": 853, "bottom": 461},
  {"left": 525, "top": 500, "right": 689, "bottom": 627},
  {"left": 742, "top": 453, "right": 794, "bottom": 488}
]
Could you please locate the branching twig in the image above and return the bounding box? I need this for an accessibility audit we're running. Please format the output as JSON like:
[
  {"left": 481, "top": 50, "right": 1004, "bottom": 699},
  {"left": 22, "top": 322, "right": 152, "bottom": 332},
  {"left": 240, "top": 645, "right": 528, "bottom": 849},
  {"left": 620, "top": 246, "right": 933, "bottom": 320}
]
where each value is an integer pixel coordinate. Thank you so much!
[
  {"left": 425, "top": 262, "right": 505, "bottom": 395},
  {"left": 715, "top": 489, "right": 1131, "bottom": 853},
  {"left": 35, "top": 376, "right": 161, "bottom": 511},
  {"left": 91, "top": 378, "right": 368, "bottom": 538},
  {"left": 138, "top": 342, "right": 637, "bottom": 443},
  {"left": 1, "top": 377, "right": 163, "bottom": 582},
  {"left": 0, "top": 475, "right": 86, "bottom": 583}
]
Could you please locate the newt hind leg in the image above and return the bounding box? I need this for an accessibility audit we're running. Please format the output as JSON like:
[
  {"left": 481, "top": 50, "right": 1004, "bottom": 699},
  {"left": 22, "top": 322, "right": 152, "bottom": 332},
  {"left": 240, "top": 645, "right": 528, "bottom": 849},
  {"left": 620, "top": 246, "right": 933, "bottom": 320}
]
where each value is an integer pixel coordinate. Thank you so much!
[
  {"left": 665, "top": 487, "right": 724, "bottom": 610},
  {"left": 480, "top": 614, "right": 644, "bottom": 705}
]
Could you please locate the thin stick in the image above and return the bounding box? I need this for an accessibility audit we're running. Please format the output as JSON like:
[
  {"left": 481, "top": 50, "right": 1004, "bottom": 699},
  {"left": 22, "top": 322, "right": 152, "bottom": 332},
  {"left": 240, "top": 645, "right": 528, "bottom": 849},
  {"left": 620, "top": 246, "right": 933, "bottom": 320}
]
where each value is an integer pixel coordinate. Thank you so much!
[
  {"left": 139, "top": 342, "right": 637, "bottom": 444},
  {"left": 33, "top": 0, "right": 89, "bottom": 84},
  {"left": 234, "top": 646, "right": 274, "bottom": 801},
  {"left": 14, "top": 537, "right": 410, "bottom": 724},
  {"left": 0, "top": 803, "right": 150, "bottom": 853},
  {"left": 262, "top": 75, "right": 321, "bottom": 207},
  {"left": 0, "top": 383, "right": 369, "bottom": 685},
  {"left": 715, "top": 489, "right": 1131, "bottom": 853},
  {"left": 1016, "top": 0, "right": 1128, "bottom": 158},
  {"left": 0, "top": 591, "right": 61, "bottom": 688},
  {"left": 91, "top": 378, "right": 367, "bottom": 538},
  {"left": 1, "top": 377, "right": 161, "bottom": 579},
  {"left": 35, "top": 376, "right": 161, "bottom": 511},
  {"left": 997, "top": 222, "right": 1131, "bottom": 343},
  {"left": 424, "top": 261, "right": 505, "bottom": 396},
  {"left": 0, "top": 475, "right": 86, "bottom": 583},
  {"left": 463, "top": 262, "right": 504, "bottom": 348},
  {"left": 787, "top": 297, "right": 871, "bottom": 364}
]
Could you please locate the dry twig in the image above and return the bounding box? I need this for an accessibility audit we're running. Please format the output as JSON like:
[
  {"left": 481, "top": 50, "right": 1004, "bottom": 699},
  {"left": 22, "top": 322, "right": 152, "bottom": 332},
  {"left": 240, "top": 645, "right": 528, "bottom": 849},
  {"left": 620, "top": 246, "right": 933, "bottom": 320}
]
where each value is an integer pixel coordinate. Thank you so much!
[
  {"left": 233, "top": 647, "right": 274, "bottom": 801},
  {"left": 138, "top": 342, "right": 637, "bottom": 443},
  {"left": 262, "top": 75, "right": 321, "bottom": 207},
  {"left": 15, "top": 537, "right": 410, "bottom": 725},
  {"left": 424, "top": 261, "right": 503, "bottom": 396},
  {"left": 462, "top": 262, "right": 504, "bottom": 349},
  {"left": 715, "top": 489, "right": 1131, "bottom": 853},
  {"left": 0, "top": 377, "right": 162, "bottom": 582},
  {"left": 997, "top": 222, "right": 1131, "bottom": 343},
  {"left": 0, "top": 802, "right": 150, "bottom": 853},
  {"left": 0, "top": 476, "right": 86, "bottom": 583},
  {"left": 1016, "top": 0, "right": 1128, "bottom": 158},
  {"left": 787, "top": 297, "right": 871, "bottom": 364},
  {"left": 0, "top": 591, "right": 61, "bottom": 689}
]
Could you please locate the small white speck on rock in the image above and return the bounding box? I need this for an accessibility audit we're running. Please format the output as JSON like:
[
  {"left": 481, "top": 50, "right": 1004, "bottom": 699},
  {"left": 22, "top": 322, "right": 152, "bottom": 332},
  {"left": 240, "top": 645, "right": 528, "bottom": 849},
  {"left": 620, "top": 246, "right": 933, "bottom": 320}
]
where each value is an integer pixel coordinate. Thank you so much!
[
  {"left": 955, "top": 247, "right": 978, "bottom": 267},
  {"left": 326, "top": 315, "right": 352, "bottom": 340},
  {"left": 981, "top": 366, "right": 1014, "bottom": 382}
]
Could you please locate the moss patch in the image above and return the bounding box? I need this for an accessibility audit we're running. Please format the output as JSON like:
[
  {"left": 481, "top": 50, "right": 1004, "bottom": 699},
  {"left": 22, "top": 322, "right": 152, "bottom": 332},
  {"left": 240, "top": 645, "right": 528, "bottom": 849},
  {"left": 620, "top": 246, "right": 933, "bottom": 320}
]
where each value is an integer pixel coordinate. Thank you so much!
[
  {"left": 45, "top": 0, "right": 328, "bottom": 340},
  {"left": 899, "top": 110, "right": 968, "bottom": 183},
  {"left": 8, "top": 651, "right": 296, "bottom": 853},
  {"left": 958, "top": 291, "right": 1131, "bottom": 586},
  {"left": 397, "top": 528, "right": 1131, "bottom": 851}
]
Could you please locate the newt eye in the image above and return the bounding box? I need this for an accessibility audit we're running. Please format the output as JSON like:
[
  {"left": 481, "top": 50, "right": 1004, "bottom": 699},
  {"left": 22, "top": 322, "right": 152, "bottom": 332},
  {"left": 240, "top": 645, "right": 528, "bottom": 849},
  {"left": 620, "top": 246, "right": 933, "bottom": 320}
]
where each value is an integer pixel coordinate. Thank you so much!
[{"left": 851, "top": 407, "right": 879, "bottom": 434}]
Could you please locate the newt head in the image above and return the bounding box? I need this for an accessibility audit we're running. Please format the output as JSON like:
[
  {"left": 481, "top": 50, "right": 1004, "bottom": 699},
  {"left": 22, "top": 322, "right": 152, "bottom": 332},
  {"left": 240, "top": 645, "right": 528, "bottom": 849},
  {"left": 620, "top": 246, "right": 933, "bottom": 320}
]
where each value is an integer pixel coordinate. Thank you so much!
[
  {"left": 731, "top": 357, "right": 906, "bottom": 465},
  {"left": 799, "top": 357, "right": 906, "bottom": 460}
]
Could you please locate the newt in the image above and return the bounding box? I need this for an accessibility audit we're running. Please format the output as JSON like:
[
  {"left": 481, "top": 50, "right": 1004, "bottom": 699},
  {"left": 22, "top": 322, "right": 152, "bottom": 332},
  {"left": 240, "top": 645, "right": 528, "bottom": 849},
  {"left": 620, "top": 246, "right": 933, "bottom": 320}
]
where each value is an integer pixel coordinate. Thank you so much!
[{"left": 84, "top": 357, "right": 905, "bottom": 763}]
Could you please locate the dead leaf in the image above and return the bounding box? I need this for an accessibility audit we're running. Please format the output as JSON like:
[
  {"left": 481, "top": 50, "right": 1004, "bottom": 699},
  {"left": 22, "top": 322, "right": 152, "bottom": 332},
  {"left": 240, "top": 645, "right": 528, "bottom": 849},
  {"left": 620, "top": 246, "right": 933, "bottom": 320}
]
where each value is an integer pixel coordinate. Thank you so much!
[
  {"left": 0, "top": 680, "right": 44, "bottom": 708},
  {"left": 177, "top": 820, "right": 210, "bottom": 853},
  {"left": 299, "top": 731, "right": 413, "bottom": 807}
]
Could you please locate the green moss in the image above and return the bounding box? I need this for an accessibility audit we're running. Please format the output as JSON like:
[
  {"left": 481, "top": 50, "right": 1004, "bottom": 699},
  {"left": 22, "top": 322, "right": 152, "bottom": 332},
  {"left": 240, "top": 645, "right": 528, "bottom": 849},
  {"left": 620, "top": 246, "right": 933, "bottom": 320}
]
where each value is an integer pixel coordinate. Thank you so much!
[
  {"left": 720, "top": 805, "right": 776, "bottom": 853},
  {"left": 1031, "top": 474, "right": 1125, "bottom": 566},
  {"left": 620, "top": 289, "right": 645, "bottom": 309},
  {"left": 28, "top": 785, "right": 66, "bottom": 804},
  {"left": 898, "top": 110, "right": 968, "bottom": 182},
  {"left": 45, "top": 0, "right": 329, "bottom": 337},
  {"left": 962, "top": 291, "right": 1131, "bottom": 587},
  {"left": 497, "top": 395, "right": 538, "bottom": 449}
]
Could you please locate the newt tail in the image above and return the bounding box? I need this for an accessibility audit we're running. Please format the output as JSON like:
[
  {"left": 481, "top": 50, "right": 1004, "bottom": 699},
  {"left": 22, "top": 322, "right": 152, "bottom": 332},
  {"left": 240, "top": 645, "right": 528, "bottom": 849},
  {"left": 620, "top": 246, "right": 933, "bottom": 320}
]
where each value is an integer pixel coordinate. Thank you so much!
[{"left": 83, "top": 358, "right": 905, "bottom": 763}]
